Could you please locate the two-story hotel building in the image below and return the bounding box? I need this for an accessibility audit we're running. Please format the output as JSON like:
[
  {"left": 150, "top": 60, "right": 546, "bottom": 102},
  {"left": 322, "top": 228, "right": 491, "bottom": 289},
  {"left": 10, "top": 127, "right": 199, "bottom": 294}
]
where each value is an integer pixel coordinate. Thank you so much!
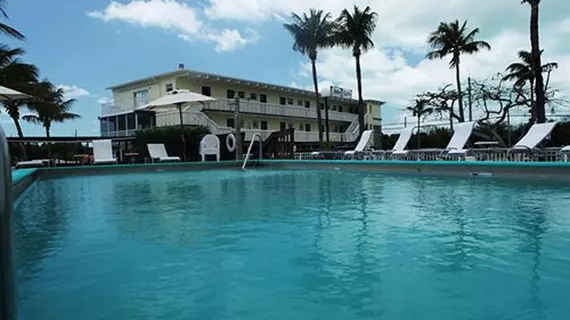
[{"left": 99, "top": 68, "right": 383, "bottom": 144}]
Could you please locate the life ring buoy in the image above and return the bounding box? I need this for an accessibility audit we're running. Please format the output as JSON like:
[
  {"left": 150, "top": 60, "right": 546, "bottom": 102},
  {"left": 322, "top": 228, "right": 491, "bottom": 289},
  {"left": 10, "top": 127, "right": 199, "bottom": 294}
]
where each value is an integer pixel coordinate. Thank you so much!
[{"left": 226, "top": 133, "right": 236, "bottom": 152}]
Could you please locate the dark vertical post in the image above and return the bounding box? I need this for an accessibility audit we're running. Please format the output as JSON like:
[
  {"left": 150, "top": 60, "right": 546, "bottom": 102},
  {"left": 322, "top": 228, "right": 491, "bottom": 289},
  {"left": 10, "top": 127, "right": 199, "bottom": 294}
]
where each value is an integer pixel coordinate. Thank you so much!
[
  {"left": 177, "top": 103, "right": 187, "bottom": 161},
  {"left": 324, "top": 97, "right": 330, "bottom": 143},
  {"left": 468, "top": 77, "right": 473, "bottom": 122},
  {"left": 234, "top": 97, "right": 242, "bottom": 160}
]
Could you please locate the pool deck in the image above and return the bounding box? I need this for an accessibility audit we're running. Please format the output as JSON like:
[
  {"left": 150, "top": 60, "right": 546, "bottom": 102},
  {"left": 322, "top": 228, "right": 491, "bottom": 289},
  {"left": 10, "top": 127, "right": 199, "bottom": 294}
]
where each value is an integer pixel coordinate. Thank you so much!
[{"left": 11, "top": 160, "right": 570, "bottom": 199}]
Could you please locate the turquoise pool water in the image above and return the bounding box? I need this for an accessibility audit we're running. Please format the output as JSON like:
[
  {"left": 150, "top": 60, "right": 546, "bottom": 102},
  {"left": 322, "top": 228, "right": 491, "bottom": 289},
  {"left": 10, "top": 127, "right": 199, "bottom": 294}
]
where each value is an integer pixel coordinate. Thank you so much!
[{"left": 14, "top": 169, "right": 570, "bottom": 319}]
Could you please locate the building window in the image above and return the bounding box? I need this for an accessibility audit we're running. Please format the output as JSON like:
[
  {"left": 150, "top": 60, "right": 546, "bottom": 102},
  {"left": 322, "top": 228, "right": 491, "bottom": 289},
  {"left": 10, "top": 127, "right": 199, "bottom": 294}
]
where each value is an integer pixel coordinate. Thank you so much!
[
  {"left": 100, "top": 118, "right": 108, "bottom": 135},
  {"left": 320, "top": 104, "right": 325, "bottom": 110},
  {"left": 118, "top": 114, "right": 126, "bottom": 131},
  {"left": 299, "top": 123, "right": 303, "bottom": 131},
  {"left": 261, "top": 121, "right": 268, "bottom": 130},
  {"left": 137, "top": 113, "right": 153, "bottom": 129},
  {"left": 338, "top": 106, "right": 343, "bottom": 112},
  {"left": 227, "top": 118, "right": 235, "bottom": 128},
  {"left": 227, "top": 89, "right": 235, "bottom": 99},
  {"left": 250, "top": 92, "right": 258, "bottom": 100},
  {"left": 280, "top": 122, "right": 286, "bottom": 130},
  {"left": 279, "top": 97, "right": 286, "bottom": 105},
  {"left": 332, "top": 105, "right": 337, "bottom": 111},
  {"left": 287, "top": 98, "right": 294, "bottom": 105},
  {"left": 260, "top": 94, "right": 267, "bottom": 103},
  {"left": 305, "top": 124, "right": 311, "bottom": 132},
  {"left": 133, "top": 89, "right": 149, "bottom": 108},
  {"left": 127, "top": 113, "right": 136, "bottom": 130},
  {"left": 166, "top": 83, "right": 173, "bottom": 92},
  {"left": 252, "top": 120, "right": 259, "bottom": 129},
  {"left": 201, "top": 86, "right": 211, "bottom": 96},
  {"left": 297, "top": 99, "right": 303, "bottom": 106},
  {"left": 304, "top": 100, "right": 310, "bottom": 108},
  {"left": 288, "top": 123, "right": 293, "bottom": 129},
  {"left": 240, "top": 120, "right": 244, "bottom": 128},
  {"left": 238, "top": 91, "right": 245, "bottom": 99}
]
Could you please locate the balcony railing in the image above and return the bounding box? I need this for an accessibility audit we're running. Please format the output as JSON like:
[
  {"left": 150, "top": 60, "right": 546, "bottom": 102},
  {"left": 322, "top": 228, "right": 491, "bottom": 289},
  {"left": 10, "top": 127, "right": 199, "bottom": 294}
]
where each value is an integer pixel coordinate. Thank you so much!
[
  {"left": 102, "top": 98, "right": 358, "bottom": 123},
  {"left": 155, "top": 110, "right": 233, "bottom": 135},
  {"left": 205, "top": 98, "right": 356, "bottom": 123}
]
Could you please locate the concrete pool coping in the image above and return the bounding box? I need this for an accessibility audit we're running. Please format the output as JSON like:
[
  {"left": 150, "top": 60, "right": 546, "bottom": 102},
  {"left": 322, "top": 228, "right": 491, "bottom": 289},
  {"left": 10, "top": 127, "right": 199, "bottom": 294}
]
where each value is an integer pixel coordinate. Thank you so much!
[{"left": 11, "top": 159, "right": 570, "bottom": 199}]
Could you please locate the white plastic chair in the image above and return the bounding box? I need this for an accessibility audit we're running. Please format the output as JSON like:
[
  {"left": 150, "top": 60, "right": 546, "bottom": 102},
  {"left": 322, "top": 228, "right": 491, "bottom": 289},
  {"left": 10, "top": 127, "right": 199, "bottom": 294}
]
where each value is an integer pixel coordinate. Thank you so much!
[
  {"left": 392, "top": 127, "right": 415, "bottom": 156},
  {"left": 560, "top": 145, "right": 570, "bottom": 162},
  {"left": 345, "top": 130, "right": 374, "bottom": 158},
  {"left": 510, "top": 122, "right": 557, "bottom": 153},
  {"left": 93, "top": 140, "right": 117, "bottom": 164},
  {"left": 147, "top": 144, "right": 181, "bottom": 162},
  {"left": 199, "top": 134, "right": 220, "bottom": 162}
]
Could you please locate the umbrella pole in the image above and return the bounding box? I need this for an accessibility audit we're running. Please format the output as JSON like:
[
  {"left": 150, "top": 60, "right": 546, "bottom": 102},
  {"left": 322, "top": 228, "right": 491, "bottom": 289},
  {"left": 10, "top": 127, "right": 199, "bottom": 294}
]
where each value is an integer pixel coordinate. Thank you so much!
[{"left": 178, "top": 104, "right": 187, "bottom": 161}]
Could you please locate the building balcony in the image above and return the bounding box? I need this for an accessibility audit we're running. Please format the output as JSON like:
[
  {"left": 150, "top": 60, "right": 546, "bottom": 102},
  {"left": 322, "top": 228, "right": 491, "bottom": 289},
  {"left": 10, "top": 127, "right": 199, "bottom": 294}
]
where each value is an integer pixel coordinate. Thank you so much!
[{"left": 101, "top": 98, "right": 357, "bottom": 123}]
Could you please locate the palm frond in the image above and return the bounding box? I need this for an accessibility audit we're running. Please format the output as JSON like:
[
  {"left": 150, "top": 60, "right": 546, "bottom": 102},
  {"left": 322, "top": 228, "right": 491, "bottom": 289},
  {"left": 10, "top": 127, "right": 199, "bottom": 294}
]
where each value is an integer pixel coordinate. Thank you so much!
[
  {"left": 335, "top": 5, "right": 377, "bottom": 56},
  {"left": 22, "top": 114, "right": 40, "bottom": 124},
  {"left": 0, "top": 22, "right": 24, "bottom": 40}
]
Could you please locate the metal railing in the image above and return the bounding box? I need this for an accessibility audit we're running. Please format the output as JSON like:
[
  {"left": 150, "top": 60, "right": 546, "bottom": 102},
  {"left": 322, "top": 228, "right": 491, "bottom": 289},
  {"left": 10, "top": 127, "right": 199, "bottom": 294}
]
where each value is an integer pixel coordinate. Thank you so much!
[
  {"left": 243, "top": 133, "right": 262, "bottom": 169},
  {"left": 294, "top": 147, "right": 570, "bottom": 162},
  {"left": 0, "top": 125, "right": 16, "bottom": 320},
  {"left": 102, "top": 98, "right": 359, "bottom": 123},
  {"left": 155, "top": 110, "right": 233, "bottom": 135}
]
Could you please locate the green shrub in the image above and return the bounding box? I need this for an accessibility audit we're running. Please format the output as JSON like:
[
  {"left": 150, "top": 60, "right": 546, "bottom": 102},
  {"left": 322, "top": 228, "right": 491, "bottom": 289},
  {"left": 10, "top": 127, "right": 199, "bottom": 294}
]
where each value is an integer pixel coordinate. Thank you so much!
[{"left": 134, "top": 126, "right": 210, "bottom": 161}]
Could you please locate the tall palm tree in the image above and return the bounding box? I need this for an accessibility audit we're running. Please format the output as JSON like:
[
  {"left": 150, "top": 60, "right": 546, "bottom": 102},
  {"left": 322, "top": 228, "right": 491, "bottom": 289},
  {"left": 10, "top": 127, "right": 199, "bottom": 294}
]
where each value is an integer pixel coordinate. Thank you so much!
[
  {"left": 522, "top": 0, "right": 546, "bottom": 123},
  {"left": 284, "top": 9, "right": 336, "bottom": 143},
  {"left": 0, "top": 45, "right": 39, "bottom": 137},
  {"left": 426, "top": 20, "right": 491, "bottom": 123},
  {"left": 503, "top": 50, "right": 558, "bottom": 121},
  {"left": 336, "top": 5, "right": 377, "bottom": 137},
  {"left": 24, "top": 83, "right": 80, "bottom": 137},
  {"left": 0, "top": 0, "right": 24, "bottom": 40},
  {"left": 406, "top": 99, "right": 433, "bottom": 149}
]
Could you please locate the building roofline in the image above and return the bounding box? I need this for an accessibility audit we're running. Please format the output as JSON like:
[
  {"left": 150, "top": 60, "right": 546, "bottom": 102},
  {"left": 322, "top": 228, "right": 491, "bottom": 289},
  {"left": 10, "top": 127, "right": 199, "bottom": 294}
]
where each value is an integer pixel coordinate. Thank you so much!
[{"left": 106, "top": 68, "right": 385, "bottom": 105}]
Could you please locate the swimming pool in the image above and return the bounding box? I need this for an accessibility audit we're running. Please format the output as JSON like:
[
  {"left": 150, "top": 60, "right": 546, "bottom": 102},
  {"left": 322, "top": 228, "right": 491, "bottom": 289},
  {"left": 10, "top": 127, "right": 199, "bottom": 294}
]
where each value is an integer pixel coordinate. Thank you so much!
[{"left": 14, "top": 167, "right": 570, "bottom": 319}]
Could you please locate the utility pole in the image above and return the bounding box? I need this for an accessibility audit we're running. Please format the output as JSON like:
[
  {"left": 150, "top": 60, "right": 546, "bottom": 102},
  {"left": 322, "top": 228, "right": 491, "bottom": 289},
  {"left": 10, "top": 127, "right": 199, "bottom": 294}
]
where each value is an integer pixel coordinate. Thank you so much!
[
  {"left": 468, "top": 76, "right": 473, "bottom": 122},
  {"left": 234, "top": 97, "right": 242, "bottom": 160}
]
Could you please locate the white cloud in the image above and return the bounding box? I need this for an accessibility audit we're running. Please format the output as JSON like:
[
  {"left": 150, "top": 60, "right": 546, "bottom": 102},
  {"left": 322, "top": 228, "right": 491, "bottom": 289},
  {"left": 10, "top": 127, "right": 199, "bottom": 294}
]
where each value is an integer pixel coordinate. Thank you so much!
[
  {"left": 87, "top": 0, "right": 202, "bottom": 35},
  {"left": 57, "top": 85, "right": 91, "bottom": 99},
  {"left": 87, "top": 0, "right": 258, "bottom": 52}
]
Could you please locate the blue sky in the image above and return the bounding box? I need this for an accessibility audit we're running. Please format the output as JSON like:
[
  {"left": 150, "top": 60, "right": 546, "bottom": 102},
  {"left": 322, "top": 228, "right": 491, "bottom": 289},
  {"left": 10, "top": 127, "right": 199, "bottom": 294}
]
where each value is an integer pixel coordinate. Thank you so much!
[{"left": 1, "top": 0, "right": 569, "bottom": 136}]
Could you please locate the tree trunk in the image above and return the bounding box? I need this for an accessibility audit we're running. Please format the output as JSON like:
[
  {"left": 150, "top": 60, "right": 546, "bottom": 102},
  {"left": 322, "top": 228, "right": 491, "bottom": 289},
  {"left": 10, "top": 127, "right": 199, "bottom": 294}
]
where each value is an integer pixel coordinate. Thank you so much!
[
  {"left": 311, "top": 58, "right": 323, "bottom": 144},
  {"left": 355, "top": 54, "right": 365, "bottom": 137},
  {"left": 46, "top": 125, "right": 51, "bottom": 158},
  {"left": 417, "top": 115, "right": 421, "bottom": 149},
  {"left": 530, "top": 79, "right": 536, "bottom": 122},
  {"left": 454, "top": 59, "right": 465, "bottom": 122},
  {"left": 529, "top": 1, "right": 546, "bottom": 123}
]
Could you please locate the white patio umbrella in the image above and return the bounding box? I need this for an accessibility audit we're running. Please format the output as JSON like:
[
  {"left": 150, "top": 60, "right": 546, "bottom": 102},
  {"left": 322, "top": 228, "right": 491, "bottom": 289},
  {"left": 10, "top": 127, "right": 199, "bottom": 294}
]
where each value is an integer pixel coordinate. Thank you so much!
[
  {"left": 0, "top": 85, "right": 31, "bottom": 101},
  {"left": 138, "top": 89, "right": 215, "bottom": 161}
]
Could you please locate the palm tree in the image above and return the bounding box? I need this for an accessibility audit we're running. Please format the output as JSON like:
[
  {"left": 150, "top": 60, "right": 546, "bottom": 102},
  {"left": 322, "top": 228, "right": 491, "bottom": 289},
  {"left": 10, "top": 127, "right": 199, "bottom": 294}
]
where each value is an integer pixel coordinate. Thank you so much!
[
  {"left": 426, "top": 20, "right": 491, "bottom": 123},
  {"left": 24, "top": 83, "right": 80, "bottom": 137},
  {"left": 0, "top": 45, "right": 39, "bottom": 137},
  {"left": 503, "top": 50, "right": 558, "bottom": 121},
  {"left": 284, "top": 9, "right": 336, "bottom": 143},
  {"left": 406, "top": 99, "right": 433, "bottom": 149},
  {"left": 522, "top": 0, "right": 546, "bottom": 123},
  {"left": 0, "top": 0, "right": 24, "bottom": 40},
  {"left": 336, "top": 5, "right": 377, "bottom": 137}
]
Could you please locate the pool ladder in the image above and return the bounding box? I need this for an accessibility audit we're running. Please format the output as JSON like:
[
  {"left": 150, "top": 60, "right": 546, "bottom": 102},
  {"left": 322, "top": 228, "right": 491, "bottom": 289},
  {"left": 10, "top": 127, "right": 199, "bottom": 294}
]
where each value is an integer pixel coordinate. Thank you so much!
[
  {"left": 242, "top": 133, "right": 262, "bottom": 170},
  {"left": 0, "top": 125, "right": 16, "bottom": 320}
]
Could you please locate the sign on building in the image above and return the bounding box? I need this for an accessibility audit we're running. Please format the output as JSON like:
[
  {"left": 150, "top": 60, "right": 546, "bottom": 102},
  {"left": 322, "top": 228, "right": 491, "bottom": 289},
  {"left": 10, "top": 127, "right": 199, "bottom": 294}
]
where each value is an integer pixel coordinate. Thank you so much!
[{"left": 330, "top": 86, "right": 353, "bottom": 99}]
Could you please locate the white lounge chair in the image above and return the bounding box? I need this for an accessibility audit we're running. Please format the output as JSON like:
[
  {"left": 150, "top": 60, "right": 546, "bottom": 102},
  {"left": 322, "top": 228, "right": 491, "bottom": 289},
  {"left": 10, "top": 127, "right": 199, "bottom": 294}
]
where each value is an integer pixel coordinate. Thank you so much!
[
  {"left": 509, "top": 122, "right": 557, "bottom": 153},
  {"left": 392, "top": 127, "right": 415, "bottom": 157},
  {"left": 442, "top": 121, "right": 477, "bottom": 157},
  {"left": 199, "top": 134, "right": 220, "bottom": 162},
  {"left": 92, "top": 140, "right": 117, "bottom": 164},
  {"left": 15, "top": 159, "right": 50, "bottom": 169},
  {"left": 147, "top": 144, "right": 181, "bottom": 162},
  {"left": 345, "top": 130, "right": 374, "bottom": 159}
]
